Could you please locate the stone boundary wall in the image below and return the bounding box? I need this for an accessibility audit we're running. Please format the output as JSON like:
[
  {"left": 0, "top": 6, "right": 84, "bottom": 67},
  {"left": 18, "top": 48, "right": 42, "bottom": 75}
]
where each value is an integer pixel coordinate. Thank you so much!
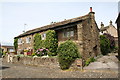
[
  {"left": 3, "top": 56, "right": 83, "bottom": 69},
  {"left": 3, "top": 56, "right": 59, "bottom": 67}
]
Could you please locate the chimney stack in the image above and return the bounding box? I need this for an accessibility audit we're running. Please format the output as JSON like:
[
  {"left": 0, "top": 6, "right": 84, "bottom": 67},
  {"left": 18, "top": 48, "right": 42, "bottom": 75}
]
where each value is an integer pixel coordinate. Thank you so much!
[
  {"left": 101, "top": 22, "right": 104, "bottom": 29},
  {"left": 90, "top": 7, "right": 92, "bottom": 12},
  {"left": 110, "top": 20, "right": 112, "bottom": 25}
]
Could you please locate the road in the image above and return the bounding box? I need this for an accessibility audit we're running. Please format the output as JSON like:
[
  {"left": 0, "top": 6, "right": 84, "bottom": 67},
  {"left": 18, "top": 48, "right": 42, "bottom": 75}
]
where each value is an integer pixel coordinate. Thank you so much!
[{"left": 1, "top": 53, "right": 119, "bottom": 78}]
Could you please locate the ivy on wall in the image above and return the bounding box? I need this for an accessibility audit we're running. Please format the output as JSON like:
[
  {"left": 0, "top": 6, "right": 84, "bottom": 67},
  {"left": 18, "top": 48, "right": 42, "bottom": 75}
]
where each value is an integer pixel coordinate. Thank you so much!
[
  {"left": 33, "top": 30, "right": 58, "bottom": 56},
  {"left": 33, "top": 33, "right": 42, "bottom": 51},
  {"left": 14, "top": 38, "right": 18, "bottom": 53},
  {"left": 45, "top": 30, "right": 58, "bottom": 56}
]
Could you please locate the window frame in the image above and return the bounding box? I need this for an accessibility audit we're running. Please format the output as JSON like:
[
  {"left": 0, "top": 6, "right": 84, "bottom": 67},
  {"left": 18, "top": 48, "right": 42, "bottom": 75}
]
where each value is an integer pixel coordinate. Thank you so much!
[
  {"left": 63, "top": 29, "right": 74, "bottom": 38},
  {"left": 41, "top": 33, "right": 46, "bottom": 40},
  {"left": 26, "top": 37, "right": 31, "bottom": 43},
  {"left": 18, "top": 38, "right": 22, "bottom": 44}
]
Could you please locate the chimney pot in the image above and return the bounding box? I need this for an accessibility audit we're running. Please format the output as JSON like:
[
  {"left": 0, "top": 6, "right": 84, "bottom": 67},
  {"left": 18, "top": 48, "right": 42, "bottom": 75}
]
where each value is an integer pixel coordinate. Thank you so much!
[{"left": 90, "top": 7, "right": 92, "bottom": 12}]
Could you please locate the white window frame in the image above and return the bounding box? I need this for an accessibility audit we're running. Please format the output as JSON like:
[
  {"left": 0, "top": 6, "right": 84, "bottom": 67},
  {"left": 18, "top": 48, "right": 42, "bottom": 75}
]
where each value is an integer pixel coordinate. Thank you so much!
[
  {"left": 63, "top": 30, "right": 74, "bottom": 38},
  {"left": 26, "top": 37, "right": 31, "bottom": 43},
  {"left": 18, "top": 38, "right": 22, "bottom": 44},
  {"left": 41, "top": 33, "right": 46, "bottom": 40},
  {"left": 70, "top": 31, "right": 74, "bottom": 37}
]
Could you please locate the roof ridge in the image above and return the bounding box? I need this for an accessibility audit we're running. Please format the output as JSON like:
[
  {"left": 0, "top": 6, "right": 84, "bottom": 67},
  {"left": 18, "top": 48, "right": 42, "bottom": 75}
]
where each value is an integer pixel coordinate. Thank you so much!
[{"left": 15, "top": 13, "right": 90, "bottom": 38}]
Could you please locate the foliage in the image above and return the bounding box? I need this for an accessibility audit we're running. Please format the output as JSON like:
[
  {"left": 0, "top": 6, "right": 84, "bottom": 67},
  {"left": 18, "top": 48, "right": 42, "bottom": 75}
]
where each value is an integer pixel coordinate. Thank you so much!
[
  {"left": 34, "top": 33, "right": 42, "bottom": 51},
  {"left": 14, "top": 38, "right": 18, "bottom": 53},
  {"left": 45, "top": 30, "right": 58, "bottom": 56},
  {"left": 0, "top": 48, "right": 3, "bottom": 55},
  {"left": 103, "top": 33, "right": 115, "bottom": 51},
  {"left": 57, "top": 40, "right": 80, "bottom": 70},
  {"left": 24, "top": 49, "right": 33, "bottom": 56},
  {"left": 85, "top": 57, "right": 96, "bottom": 66},
  {"left": 100, "top": 35, "right": 110, "bottom": 55},
  {"left": 33, "top": 30, "right": 58, "bottom": 56},
  {"left": 32, "top": 53, "right": 36, "bottom": 56},
  {"left": 35, "top": 48, "right": 49, "bottom": 56}
]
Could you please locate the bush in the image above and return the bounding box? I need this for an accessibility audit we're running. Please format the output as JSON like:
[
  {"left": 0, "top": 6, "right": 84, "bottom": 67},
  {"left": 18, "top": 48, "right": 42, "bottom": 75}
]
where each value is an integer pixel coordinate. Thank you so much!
[
  {"left": 32, "top": 53, "right": 36, "bottom": 56},
  {"left": 35, "top": 48, "right": 49, "bottom": 56},
  {"left": 103, "top": 33, "right": 115, "bottom": 51},
  {"left": 85, "top": 57, "right": 96, "bottom": 66},
  {"left": 45, "top": 30, "right": 58, "bottom": 56},
  {"left": 57, "top": 40, "right": 80, "bottom": 70},
  {"left": 100, "top": 35, "right": 110, "bottom": 55}
]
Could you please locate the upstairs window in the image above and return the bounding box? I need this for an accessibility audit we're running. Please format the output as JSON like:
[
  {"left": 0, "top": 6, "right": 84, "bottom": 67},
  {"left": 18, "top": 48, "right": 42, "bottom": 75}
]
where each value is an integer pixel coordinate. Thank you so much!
[
  {"left": 41, "top": 33, "right": 46, "bottom": 40},
  {"left": 63, "top": 30, "right": 74, "bottom": 38},
  {"left": 18, "top": 38, "right": 22, "bottom": 44},
  {"left": 70, "top": 31, "right": 74, "bottom": 37},
  {"left": 26, "top": 37, "right": 31, "bottom": 43}
]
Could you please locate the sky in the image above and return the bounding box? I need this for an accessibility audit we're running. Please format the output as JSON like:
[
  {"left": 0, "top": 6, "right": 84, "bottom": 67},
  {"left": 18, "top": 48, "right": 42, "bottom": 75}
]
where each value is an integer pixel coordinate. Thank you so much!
[{"left": 0, "top": 1, "right": 119, "bottom": 45}]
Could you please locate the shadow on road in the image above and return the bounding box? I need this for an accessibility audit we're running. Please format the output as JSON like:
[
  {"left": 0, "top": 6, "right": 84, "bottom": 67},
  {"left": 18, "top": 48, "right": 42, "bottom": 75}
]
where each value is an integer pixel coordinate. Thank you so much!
[{"left": 0, "top": 66, "right": 10, "bottom": 70}]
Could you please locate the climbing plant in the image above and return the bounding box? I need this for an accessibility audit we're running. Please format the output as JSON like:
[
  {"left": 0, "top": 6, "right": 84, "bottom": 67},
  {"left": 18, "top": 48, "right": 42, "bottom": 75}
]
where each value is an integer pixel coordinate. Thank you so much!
[
  {"left": 45, "top": 30, "right": 58, "bottom": 56},
  {"left": 33, "top": 33, "right": 42, "bottom": 51},
  {"left": 14, "top": 38, "right": 18, "bottom": 53}
]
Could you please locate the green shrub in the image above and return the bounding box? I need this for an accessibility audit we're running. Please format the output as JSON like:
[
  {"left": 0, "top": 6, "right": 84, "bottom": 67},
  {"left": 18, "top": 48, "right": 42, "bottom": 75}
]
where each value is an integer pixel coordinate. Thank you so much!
[
  {"left": 103, "top": 33, "right": 115, "bottom": 51},
  {"left": 100, "top": 35, "right": 110, "bottom": 55},
  {"left": 85, "top": 57, "right": 96, "bottom": 66},
  {"left": 45, "top": 30, "right": 58, "bottom": 56},
  {"left": 32, "top": 53, "right": 36, "bottom": 57},
  {"left": 57, "top": 40, "right": 80, "bottom": 70}
]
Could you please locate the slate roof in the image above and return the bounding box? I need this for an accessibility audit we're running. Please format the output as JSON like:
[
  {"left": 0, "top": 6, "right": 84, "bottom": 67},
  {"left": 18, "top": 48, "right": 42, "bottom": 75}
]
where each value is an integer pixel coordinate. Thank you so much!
[
  {"left": 100, "top": 26, "right": 109, "bottom": 31},
  {"left": 100, "top": 25, "right": 117, "bottom": 32},
  {"left": 15, "top": 12, "right": 94, "bottom": 38}
]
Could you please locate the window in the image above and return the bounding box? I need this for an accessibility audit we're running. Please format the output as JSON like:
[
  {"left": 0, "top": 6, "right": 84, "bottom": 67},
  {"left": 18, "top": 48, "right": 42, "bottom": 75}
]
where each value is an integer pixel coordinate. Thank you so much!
[
  {"left": 63, "top": 30, "right": 74, "bottom": 38},
  {"left": 41, "top": 33, "right": 46, "bottom": 40},
  {"left": 18, "top": 38, "right": 22, "bottom": 44},
  {"left": 26, "top": 37, "right": 31, "bottom": 43},
  {"left": 70, "top": 31, "right": 74, "bottom": 37}
]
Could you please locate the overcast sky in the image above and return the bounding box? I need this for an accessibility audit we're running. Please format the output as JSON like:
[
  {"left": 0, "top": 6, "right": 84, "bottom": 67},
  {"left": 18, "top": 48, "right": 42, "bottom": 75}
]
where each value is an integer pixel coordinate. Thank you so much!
[{"left": 0, "top": 1, "right": 119, "bottom": 45}]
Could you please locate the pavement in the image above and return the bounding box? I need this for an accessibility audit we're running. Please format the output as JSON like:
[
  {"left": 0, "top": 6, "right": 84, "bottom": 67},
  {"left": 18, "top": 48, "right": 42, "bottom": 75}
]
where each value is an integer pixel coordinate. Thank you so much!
[{"left": 84, "top": 53, "right": 119, "bottom": 71}]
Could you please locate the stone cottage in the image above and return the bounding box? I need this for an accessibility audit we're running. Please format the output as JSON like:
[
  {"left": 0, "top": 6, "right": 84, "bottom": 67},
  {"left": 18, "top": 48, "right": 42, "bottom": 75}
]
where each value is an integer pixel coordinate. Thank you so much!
[
  {"left": 15, "top": 7, "right": 101, "bottom": 60},
  {"left": 100, "top": 21, "right": 118, "bottom": 47}
]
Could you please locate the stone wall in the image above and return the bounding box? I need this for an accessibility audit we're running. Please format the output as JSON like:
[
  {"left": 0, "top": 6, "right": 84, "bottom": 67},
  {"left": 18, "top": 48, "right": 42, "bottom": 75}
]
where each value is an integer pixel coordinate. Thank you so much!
[
  {"left": 18, "top": 34, "right": 34, "bottom": 54},
  {"left": 15, "top": 57, "right": 58, "bottom": 66},
  {"left": 3, "top": 56, "right": 83, "bottom": 69},
  {"left": 77, "top": 12, "right": 101, "bottom": 60}
]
